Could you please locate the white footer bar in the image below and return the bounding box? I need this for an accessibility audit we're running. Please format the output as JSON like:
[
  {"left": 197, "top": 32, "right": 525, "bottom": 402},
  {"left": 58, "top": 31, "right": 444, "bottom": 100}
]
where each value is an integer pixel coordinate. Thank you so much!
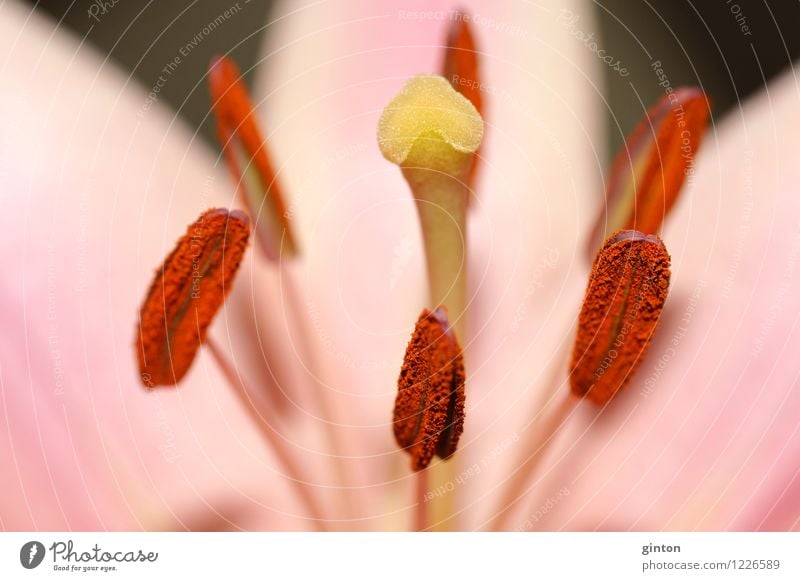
[{"left": 1, "top": 532, "right": 797, "bottom": 580}]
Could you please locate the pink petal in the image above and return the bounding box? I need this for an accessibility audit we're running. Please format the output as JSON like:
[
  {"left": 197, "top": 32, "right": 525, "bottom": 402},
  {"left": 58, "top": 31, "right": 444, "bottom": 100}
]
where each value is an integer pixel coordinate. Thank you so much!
[{"left": 0, "top": 1, "right": 305, "bottom": 530}]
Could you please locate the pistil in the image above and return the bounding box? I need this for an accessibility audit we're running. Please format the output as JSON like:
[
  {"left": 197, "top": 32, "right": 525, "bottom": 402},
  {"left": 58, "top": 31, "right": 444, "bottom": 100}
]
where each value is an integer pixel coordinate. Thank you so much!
[{"left": 378, "top": 74, "right": 483, "bottom": 339}]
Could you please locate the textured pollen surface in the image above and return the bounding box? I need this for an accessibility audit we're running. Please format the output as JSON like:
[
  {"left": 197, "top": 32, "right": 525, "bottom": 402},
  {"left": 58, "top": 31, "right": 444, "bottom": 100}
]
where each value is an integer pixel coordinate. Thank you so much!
[
  {"left": 393, "top": 308, "right": 466, "bottom": 471},
  {"left": 377, "top": 74, "right": 484, "bottom": 167},
  {"left": 136, "top": 209, "right": 250, "bottom": 387},
  {"left": 570, "top": 230, "right": 671, "bottom": 404}
]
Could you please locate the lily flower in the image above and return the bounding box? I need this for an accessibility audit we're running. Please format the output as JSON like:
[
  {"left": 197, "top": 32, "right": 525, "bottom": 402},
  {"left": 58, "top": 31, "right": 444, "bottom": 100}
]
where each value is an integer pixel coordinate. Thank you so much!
[{"left": 3, "top": 0, "right": 800, "bottom": 533}]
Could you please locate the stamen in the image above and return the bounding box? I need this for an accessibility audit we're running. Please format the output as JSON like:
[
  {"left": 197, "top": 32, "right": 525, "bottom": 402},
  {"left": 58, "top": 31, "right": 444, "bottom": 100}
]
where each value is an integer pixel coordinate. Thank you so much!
[
  {"left": 210, "top": 59, "right": 354, "bottom": 516},
  {"left": 393, "top": 308, "right": 466, "bottom": 471},
  {"left": 587, "top": 88, "right": 709, "bottom": 256},
  {"left": 441, "top": 10, "right": 484, "bottom": 190},
  {"left": 205, "top": 338, "right": 327, "bottom": 530},
  {"left": 208, "top": 55, "right": 297, "bottom": 261},
  {"left": 571, "top": 229, "right": 671, "bottom": 404},
  {"left": 378, "top": 74, "right": 483, "bottom": 338},
  {"left": 488, "top": 391, "right": 577, "bottom": 531},
  {"left": 279, "top": 267, "right": 358, "bottom": 523},
  {"left": 491, "top": 232, "right": 669, "bottom": 529},
  {"left": 135, "top": 208, "right": 250, "bottom": 387}
]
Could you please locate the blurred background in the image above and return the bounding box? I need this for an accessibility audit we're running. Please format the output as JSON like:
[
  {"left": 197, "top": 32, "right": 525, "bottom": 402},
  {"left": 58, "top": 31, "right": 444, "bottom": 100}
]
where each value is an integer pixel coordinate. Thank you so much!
[{"left": 30, "top": 0, "right": 800, "bottom": 152}]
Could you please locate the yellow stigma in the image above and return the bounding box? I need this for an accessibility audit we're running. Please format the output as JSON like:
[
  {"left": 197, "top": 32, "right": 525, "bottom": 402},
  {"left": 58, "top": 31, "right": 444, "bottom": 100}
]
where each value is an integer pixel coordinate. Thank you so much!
[{"left": 378, "top": 74, "right": 484, "bottom": 177}]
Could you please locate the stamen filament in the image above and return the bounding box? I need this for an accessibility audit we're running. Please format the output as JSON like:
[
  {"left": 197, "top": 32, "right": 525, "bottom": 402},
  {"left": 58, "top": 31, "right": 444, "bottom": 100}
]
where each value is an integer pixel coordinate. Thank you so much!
[
  {"left": 488, "top": 391, "right": 578, "bottom": 530},
  {"left": 205, "top": 337, "right": 327, "bottom": 531},
  {"left": 414, "top": 468, "right": 430, "bottom": 531},
  {"left": 279, "top": 264, "right": 358, "bottom": 522}
]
